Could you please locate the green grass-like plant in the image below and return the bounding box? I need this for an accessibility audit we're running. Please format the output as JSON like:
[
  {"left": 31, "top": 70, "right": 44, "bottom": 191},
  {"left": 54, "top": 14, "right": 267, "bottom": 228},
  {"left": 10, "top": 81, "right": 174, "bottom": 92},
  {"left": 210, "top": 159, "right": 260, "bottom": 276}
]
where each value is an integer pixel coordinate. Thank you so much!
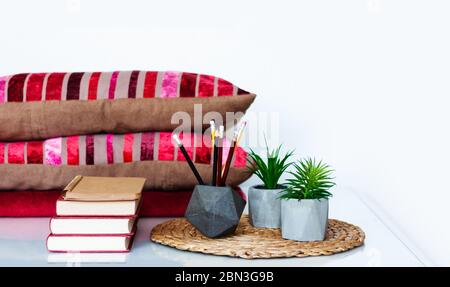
[
  {"left": 280, "top": 158, "right": 335, "bottom": 200},
  {"left": 247, "top": 144, "right": 294, "bottom": 189}
]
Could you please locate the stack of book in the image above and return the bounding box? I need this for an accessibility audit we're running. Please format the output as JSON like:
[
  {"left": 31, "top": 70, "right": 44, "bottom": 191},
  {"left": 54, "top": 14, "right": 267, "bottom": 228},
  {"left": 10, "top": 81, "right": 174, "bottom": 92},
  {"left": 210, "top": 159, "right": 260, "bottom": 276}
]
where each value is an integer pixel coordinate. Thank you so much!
[{"left": 47, "top": 176, "right": 145, "bottom": 253}]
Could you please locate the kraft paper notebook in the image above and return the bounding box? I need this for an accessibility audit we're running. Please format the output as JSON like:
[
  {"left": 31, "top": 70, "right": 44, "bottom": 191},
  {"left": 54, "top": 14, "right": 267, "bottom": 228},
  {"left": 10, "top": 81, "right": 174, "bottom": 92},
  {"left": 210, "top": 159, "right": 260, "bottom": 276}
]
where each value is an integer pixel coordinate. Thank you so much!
[{"left": 63, "top": 176, "right": 146, "bottom": 201}]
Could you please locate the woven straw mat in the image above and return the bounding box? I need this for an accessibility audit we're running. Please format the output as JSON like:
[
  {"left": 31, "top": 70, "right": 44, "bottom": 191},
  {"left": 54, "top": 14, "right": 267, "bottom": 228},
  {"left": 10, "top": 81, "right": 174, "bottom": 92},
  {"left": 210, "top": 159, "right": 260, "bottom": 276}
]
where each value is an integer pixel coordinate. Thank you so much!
[{"left": 150, "top": 215, "right": 365, "bottom": 259}]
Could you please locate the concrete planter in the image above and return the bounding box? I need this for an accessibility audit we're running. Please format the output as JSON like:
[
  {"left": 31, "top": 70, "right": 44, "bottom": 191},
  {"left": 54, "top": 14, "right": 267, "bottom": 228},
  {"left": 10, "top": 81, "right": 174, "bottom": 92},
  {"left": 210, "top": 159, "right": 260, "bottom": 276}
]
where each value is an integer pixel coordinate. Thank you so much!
[
  {"left": 281, "top": 198, "right": 329, "bottom": 241},
  {"left": 248, "top": 185, "right": 285, "bottom": 228},
  {"left": 185, "top": 185, "right": 246, "bottom": 238}
]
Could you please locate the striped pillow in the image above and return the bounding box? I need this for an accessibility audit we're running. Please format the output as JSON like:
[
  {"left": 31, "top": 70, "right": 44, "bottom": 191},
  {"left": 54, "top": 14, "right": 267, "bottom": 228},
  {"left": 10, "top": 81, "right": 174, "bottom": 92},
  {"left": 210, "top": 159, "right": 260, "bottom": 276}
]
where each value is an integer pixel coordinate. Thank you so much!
[
  {"left": 0, "top": 132, "right": 249, "bottom": 191},
  {"left": 0, "top": 71, "right": 256, "bottom": 141}
]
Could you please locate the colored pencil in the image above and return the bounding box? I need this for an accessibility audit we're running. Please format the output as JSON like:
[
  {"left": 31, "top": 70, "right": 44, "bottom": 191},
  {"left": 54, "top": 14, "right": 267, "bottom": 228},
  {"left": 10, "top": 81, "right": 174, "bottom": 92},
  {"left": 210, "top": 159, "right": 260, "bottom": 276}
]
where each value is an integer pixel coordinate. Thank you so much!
[
  {"left": 212, "top": 136, "right": 219, "bottom": 186},
  {"left": 173, "top": 134, "right": 204, "bottom": 185},
  {"left": 216, "top": 126, "right": 224, "bottom": 186},
  {"left": 210, "top": 120, "right": 216, "bottom": 149},
  {"left": 220, "top": 121, "right": 247, "bottom": 186}
]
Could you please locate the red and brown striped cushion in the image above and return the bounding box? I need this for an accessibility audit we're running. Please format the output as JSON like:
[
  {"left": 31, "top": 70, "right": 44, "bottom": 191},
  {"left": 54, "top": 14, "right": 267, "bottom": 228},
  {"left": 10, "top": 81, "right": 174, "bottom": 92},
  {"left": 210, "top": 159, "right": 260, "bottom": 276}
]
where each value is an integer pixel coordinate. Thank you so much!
[
  {"left": 0, "top": 132, "right": 246, "bottom": 167},
  {"left": 0, "top": 71, "right": 256, "bottom": 141},
  {"left": 0, "top": 71, "right": 247, "bottom": 102},
  {"left": 0, "top": 132, "right": 250, "bottom": 190}
]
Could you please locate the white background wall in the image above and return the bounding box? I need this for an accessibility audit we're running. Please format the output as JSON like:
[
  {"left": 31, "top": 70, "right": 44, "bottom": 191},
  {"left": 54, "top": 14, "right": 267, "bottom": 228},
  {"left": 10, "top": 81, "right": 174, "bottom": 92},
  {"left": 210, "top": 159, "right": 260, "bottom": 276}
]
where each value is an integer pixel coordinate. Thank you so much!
[{"left": 1, "top": 0, "right": 449, "bottom": 266}]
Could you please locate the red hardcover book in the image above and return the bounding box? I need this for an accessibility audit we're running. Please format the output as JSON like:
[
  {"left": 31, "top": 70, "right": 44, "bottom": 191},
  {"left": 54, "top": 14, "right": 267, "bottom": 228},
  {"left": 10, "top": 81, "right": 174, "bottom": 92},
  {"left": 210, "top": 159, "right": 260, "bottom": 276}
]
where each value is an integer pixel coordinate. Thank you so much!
[
  {"left": 50, "top": 215, "right": 138, "bottom": 235},
  {"left": 56, "top": 196, "right": 142, "bottom": 217},
  {"left": 46, "top": 229, "right": 136, "bottom": 253}
]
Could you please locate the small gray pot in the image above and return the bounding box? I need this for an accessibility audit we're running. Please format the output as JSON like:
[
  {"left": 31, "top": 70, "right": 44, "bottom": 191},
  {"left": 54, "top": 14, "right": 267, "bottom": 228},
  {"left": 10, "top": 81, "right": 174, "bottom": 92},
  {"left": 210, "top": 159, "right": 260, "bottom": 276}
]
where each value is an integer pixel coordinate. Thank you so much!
[
  {"left": 281, "top": 198, "right": 329, "bottom": 241},
  {"left": 248, "top": 185, "right": 284, "bottom": 228}
]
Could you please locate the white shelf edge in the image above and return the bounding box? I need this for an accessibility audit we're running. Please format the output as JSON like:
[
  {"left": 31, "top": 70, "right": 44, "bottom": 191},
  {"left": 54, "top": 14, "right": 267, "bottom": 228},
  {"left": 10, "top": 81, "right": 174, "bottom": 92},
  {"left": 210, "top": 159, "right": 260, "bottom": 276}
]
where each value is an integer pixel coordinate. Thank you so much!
[{"left": 345, "top": 185, "right": 432, "bottom": 267}]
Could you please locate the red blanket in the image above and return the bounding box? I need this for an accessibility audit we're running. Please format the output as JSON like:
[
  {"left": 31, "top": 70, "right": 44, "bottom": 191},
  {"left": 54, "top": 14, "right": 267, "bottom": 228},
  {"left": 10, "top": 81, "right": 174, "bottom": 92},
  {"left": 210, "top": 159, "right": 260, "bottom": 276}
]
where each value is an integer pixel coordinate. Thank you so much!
[{"left": 0, "top": 188, "right": 245, "bottom": 217}]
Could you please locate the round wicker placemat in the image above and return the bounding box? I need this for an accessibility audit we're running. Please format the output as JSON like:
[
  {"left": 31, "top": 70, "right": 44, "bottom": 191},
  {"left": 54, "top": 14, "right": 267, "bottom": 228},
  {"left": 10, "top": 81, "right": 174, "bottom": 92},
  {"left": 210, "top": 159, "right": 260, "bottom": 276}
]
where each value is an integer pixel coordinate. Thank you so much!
[{"left": 150, "top": 215, "right": 365, "bottom": 259}]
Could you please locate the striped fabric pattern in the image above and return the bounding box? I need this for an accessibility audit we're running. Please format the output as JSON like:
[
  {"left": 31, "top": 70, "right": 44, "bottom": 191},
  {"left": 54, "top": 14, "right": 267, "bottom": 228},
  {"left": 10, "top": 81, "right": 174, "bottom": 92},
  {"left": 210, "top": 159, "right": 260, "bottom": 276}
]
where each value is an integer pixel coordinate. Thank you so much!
[
  {"left": 0, "top": 71, "right": 248, "bottom": 103},
  {"left": 0, "top": 132, "right": 247, "bottom": 168}
]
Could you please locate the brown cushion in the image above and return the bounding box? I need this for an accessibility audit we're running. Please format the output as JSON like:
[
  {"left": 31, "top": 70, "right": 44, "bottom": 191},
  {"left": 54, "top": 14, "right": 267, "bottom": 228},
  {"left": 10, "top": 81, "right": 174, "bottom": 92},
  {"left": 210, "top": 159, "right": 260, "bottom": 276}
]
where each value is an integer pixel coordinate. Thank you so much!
[
  {"left": 0, "top": 131, "right": 250, "bottom": 190},
  {"left": 0, "top": 161, "right": 250, "bottom": 191},
  {"left": 0, "top": 71, "right": 256, "bottom": 141}
]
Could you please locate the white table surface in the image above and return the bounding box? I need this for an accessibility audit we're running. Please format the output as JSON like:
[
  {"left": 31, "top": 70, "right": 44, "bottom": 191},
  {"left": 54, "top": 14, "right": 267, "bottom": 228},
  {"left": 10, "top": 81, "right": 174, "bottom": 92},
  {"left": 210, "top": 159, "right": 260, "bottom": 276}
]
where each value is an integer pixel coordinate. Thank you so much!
[{"left": 0, "top": 187, "right": 423, "bottom": 267}]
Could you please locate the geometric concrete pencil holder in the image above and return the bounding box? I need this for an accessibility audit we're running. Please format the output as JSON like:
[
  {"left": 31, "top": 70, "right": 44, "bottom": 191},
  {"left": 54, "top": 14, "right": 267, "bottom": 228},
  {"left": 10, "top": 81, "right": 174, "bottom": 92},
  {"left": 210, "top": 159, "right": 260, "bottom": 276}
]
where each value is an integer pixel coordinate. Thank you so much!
[{"left": 185, "top": 185, "right": 246, "bottom": 238}]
